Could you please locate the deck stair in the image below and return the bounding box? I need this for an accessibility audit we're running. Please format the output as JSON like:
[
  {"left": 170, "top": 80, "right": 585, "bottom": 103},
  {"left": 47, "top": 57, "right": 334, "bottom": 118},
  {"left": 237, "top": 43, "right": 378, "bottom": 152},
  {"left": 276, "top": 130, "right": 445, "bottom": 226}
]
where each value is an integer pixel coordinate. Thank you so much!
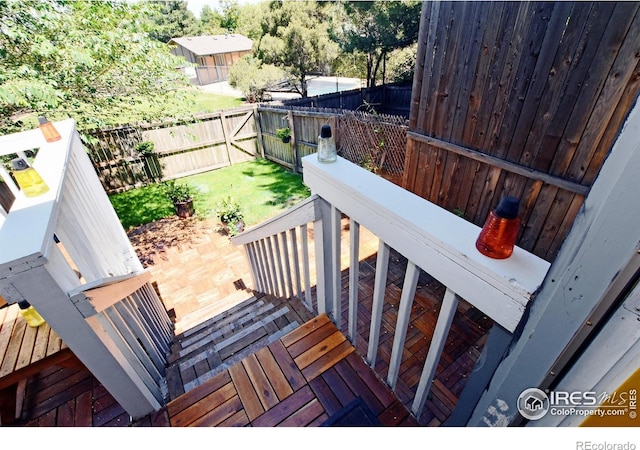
[{"left": 165, "top": 290, "right": 315, "bottom": 400}]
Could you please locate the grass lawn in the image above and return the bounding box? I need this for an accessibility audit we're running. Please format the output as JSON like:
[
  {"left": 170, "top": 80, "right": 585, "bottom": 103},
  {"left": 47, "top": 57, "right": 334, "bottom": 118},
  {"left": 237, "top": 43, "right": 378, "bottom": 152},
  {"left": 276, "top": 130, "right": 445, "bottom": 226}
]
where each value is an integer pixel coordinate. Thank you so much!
[{"left": 109, "top": 159, "right": 310, "bottom": 230}]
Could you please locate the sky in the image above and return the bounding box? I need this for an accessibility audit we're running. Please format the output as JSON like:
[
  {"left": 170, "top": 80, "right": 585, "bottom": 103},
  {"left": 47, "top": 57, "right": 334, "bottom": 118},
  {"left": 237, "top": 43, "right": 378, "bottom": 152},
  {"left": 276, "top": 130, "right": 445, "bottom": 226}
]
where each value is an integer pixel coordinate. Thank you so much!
[{"left": 185, "top": 0, "right": 263, "bottom": 17}]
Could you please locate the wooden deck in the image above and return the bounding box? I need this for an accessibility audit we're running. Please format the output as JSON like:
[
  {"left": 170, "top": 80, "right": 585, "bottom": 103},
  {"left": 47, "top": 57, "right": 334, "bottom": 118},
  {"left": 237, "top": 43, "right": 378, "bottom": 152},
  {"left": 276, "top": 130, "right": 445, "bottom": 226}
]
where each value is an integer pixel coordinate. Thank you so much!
[
  {"left": 3, "top": 220, "right": 493, "bottom": 427},
  {"left": 166, "top": 314, "right": 417, "bottom": 427},
  {"left": 0, "top": 303, "right": 74, "bottom": 425}
]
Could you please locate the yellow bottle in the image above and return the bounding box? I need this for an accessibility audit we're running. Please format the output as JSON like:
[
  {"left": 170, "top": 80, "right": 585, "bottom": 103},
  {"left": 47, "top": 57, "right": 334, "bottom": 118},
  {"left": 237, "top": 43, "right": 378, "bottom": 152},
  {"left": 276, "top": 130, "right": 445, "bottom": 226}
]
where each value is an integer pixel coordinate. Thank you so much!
[
  {"left": 11, "top": 158, "right": 49, "bottom": 197},
  {"left": 18, "top": 300, "right": 46, "bottom": 327}
]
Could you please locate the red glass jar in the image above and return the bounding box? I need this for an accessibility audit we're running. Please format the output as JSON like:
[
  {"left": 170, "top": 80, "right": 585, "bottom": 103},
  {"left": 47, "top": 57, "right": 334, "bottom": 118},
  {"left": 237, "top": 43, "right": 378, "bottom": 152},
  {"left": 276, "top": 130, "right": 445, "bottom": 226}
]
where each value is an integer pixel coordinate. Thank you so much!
[{"left": 475, "top": 196, "right": 521, "bottom": 259}]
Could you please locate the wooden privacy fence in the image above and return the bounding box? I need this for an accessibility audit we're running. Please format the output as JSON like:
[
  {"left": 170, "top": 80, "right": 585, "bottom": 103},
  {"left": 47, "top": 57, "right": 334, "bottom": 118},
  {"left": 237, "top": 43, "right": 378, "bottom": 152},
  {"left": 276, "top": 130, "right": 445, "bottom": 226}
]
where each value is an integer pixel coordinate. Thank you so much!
[
  {"left": 84, "top": 107, "right": 260, "bottom": 193},
  {"left": 258, "top": 105, "right": 408, "bottom": 179},
  {"left": 84, "top": 104, "right": 409, "bottom": 194},
  {"left": 282, "top": 83, "right": 412, "bottom": 117},
  {"left": 403, "top": 1, "right": 640, "bottom": 262}
]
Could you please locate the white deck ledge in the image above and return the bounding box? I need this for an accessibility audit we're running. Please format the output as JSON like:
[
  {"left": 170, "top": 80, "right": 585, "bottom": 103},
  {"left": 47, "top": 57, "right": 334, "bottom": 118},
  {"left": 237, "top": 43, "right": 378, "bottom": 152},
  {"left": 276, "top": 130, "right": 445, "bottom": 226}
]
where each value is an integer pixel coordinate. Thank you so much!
[
  {"left": 0, "top": 119, "right": 75, "bottom": 275},
  {"left": 302, "top": 155, "right": 550, "bottom": 332}
]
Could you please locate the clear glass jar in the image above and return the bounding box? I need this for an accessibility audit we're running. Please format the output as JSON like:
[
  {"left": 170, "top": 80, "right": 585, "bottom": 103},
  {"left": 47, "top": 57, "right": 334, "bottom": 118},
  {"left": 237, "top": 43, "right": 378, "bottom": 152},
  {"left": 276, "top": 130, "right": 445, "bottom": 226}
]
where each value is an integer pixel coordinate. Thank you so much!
[{"left": 317, "top": 124, "right": 337, "bottom": 163}]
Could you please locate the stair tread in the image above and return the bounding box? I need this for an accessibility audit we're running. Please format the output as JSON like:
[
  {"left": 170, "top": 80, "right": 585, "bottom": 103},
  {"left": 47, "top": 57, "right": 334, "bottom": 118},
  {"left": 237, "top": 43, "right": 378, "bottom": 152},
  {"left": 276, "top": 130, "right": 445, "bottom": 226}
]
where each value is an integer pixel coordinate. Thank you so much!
[
  {"left": 177, "top": 299, "right": 268, "bottom": 347},
  {"left": 167, "top": 300, "right": 298, "bottom": 366},
  {"left": 177, "top": 305, "right": 290, "bottom": 362},
  {"left": 181, "top": 321, "right": 300, "bottom": 393},
  {"left": 165, "top": 292, "right": 317, "bottom": 399},
  {"left": 174, "top": 290, "right": 257, "bottom": 335}
]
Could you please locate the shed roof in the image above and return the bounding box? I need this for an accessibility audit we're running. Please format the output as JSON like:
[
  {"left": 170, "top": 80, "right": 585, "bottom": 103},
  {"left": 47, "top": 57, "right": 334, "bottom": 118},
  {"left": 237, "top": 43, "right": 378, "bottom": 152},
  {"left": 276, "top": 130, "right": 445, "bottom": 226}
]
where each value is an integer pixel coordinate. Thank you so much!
[{"left": 169, "top": 34, "right": 253, "bottom": 56}]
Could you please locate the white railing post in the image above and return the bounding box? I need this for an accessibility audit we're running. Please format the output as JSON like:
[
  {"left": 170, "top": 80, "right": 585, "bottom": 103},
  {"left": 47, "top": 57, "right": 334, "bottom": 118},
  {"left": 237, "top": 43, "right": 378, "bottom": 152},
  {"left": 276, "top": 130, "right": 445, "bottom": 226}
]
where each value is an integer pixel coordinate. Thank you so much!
[
  {"left": 348, "top": 219, "right": 360, "bottom": 344},
  {"left": 313, "top": 198, "right": 334, "bottom": 316},
  {"left": 330, "top": 205, "right": 342, "bottom": 327},
  {"left": 412, "top": 287, "right": 460, "bottom": 417},
  {"left": 387, "top": 261, "right": 421, "bottom": 389},
  {"left": 366, "top": 240, "right": 390, "bottom": 367},
  {"left": 301, "top": 224, "right": 313, "bottom": 310}
]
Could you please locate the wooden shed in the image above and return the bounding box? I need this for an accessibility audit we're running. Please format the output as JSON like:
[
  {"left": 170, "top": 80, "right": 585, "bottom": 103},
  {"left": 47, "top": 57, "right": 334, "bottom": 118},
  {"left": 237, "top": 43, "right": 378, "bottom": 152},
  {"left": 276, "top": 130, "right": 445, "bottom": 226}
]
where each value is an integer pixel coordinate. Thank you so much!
[{"left": 169, "top": 34, "right": 253, "bottom": 85}]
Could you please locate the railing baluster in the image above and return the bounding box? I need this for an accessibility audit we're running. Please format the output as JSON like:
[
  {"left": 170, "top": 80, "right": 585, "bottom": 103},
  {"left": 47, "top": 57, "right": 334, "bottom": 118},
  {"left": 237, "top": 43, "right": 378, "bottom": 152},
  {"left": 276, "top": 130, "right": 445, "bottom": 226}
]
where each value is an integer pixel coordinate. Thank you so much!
[
  {"left": 411, "top": 287, "right": 460, "bottom": 417},
  {"left": 301, "top": 224, "right": 313, "bottom": 311},
  {"left": 366, "top": 240, "right": 390, "bottom": 367},
  {"left": 281, "top": 231, "right": 294, "bottom": 299},
  {"left": 131, "top": 288, "right": 170, "bottom": 355},
  {"left": 254, "top": 240, "right": 268, "bottom": 294},
  {"left": 140, "top": 283, "right": 173, "bottom": 343},
  {"left": 290, "top": 228, "right": 302, "bottom": 301},
  {"left": 348, "top": 219, "right": 360, "bottom": 344},
  {"left": 272, "top": 233, "right": 286, "bottom": 298},
  {"left": 245, "top": 242, "right": 261, "bottom": 292},
  {"left": 330, "top": 205, "right": 342, "bottom": 327},
  {"left": 387, "top": 261, "right": 420, "bottom": 389},
  {"left": 117, "top": 297, "right": 166, "bottom": 374},
  {"left": 259, "top": 238, "right": 274, "bottom": 296},
  {"left": 95, "top": 313, "right": 163, "bottom": 402}
]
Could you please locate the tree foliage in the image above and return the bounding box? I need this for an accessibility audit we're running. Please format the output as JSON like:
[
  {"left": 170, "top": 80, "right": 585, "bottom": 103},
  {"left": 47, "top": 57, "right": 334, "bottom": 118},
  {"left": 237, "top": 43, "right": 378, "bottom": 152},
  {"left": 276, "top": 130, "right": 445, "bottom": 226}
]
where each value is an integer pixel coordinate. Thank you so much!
[
  {"left": 0, "top": 0, "right": 193, "bottom": 134},
  {"left": 219, "top": 0, "right": 241, "bottom": 32},
  {"left": 143, "top": 0, "right": 200, "bottom": 43},
  {"left": 254, "top": 1, "right": 339, "bottom": 97},
  {"left": 228, "top": 56, "right": 284, "bottom": 102},
  {"left": 332, "top": 1, "right": 421, "bottom": 87}
]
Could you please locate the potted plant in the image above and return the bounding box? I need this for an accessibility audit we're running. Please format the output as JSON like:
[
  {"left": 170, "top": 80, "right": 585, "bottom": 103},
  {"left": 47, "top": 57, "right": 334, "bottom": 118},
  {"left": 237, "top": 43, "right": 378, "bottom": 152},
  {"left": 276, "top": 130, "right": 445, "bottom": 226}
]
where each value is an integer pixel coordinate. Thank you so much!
[
  {"left": 163, "top": 180, "right": 196, "bottom": 219},
  {"left": 136, "top": 141, "right": 163, "bottom": 180},
  {"left": 215, "top": 196, "right": 244, "bottom": 236},
  {"left": 276, "top": 127, "right": 291, "bottom": 143}
]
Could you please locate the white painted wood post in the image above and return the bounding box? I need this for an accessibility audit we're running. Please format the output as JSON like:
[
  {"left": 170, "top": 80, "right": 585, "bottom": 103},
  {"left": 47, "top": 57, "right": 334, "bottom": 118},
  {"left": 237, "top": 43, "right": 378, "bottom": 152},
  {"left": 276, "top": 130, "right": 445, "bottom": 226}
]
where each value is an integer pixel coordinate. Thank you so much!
[
  {"left": 330, "top": 205, "right": 342, "bottom": 327},
  {"left": 313, "top": 199, "right": 334, "bottom": 316},
  {"left": 290, "top": 228, "right": 302, "bottom": 301},
  {"left": 348, "top": 219, "right": 360, "bottom": 344},
  {"left": 412, "top": 287, "right": 459, "bottom": 417},
  {"left": 301, "top": 224, "right": 313, "bottom": 311},
  {"left": 387, "top": 261, "right": 420, "bottom": 389},
  {"left": 281, "top": 231, "right": 294, "bottom": 299},
  {"left": 10, "top": 266, "right": 162, "bottom": 419},
  {"left": 366, "top": 240, "right": 390, "bottom": 367}
]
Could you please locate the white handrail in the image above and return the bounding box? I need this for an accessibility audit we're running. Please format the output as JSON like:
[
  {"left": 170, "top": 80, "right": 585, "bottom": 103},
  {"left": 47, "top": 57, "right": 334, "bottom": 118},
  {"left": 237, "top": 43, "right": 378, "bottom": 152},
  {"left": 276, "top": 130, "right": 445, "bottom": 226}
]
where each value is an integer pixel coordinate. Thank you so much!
[
  {"left": 231, "top": 194, "right": 321, "bottom": 245},
  {"left": 302, "top": 155, "right": 550, "bottom": 332}
]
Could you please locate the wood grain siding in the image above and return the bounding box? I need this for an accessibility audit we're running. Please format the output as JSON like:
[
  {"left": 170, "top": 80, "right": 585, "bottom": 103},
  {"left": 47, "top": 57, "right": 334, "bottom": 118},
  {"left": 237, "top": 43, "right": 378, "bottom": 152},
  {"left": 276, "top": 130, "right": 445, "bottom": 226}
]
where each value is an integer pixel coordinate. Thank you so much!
[{"left": 403, "top": 1, "right": 640, "bottom": 261}]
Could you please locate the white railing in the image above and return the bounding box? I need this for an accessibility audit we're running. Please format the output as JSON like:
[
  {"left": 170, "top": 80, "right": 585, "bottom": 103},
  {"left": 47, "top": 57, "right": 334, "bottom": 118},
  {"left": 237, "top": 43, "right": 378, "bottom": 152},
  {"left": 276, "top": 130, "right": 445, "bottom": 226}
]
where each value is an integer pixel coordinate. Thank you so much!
[
  {"left": 0, "top": 120, "right": 172, "bottom": 418},
  {"left": 233, "top": 154, "right": 550, "bottom": 417}
]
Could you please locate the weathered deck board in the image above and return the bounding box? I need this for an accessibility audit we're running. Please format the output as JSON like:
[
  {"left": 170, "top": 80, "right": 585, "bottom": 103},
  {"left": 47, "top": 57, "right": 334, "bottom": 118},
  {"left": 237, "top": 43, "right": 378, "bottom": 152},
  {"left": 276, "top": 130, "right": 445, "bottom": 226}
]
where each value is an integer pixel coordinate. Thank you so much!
[{"left": 166, "top": 314, "right": 417, "bottom": 427}]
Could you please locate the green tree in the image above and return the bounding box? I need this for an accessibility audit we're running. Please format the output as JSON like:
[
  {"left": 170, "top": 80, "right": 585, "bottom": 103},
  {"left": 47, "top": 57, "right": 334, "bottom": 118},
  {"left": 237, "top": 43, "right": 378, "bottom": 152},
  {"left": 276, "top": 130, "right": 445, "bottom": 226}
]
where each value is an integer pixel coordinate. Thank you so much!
[
  {"left": 228, "top": 56, "right": 284, "bottom": 102},
  {"left": 236, "top": 2, "right": 267, "bottom": 39},
  {"left": 255, "top": 1, "right": 339, "bottom": 97},
  {"left": 144, "top": 0, "right": 200, "bottom": 43},
  {"left": 0, "top": 0, "right": 193, "bottom": 134},
  {"left": 333, "top": 1, "right": 421, "bottom": 87},
  {"left": 219, "top": 0, "right": 241, "bottom": 32},
  {"left": 199, "top": 5, "right": 225, "bottom": 35}
]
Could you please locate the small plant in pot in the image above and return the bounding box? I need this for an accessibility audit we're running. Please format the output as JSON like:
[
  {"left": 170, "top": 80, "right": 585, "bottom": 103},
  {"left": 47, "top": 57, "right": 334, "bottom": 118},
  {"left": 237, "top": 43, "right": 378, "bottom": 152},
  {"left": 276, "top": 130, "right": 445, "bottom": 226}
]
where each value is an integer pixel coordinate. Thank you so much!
[
  {"left": 276, "top": 127, "right": 291, "bottom": 143},
  {"left": 215, "top": 196, "right": 244, "bottom": 236},
  {"left": 163, "top": 180, "right": 196, "bottom": 219}
]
